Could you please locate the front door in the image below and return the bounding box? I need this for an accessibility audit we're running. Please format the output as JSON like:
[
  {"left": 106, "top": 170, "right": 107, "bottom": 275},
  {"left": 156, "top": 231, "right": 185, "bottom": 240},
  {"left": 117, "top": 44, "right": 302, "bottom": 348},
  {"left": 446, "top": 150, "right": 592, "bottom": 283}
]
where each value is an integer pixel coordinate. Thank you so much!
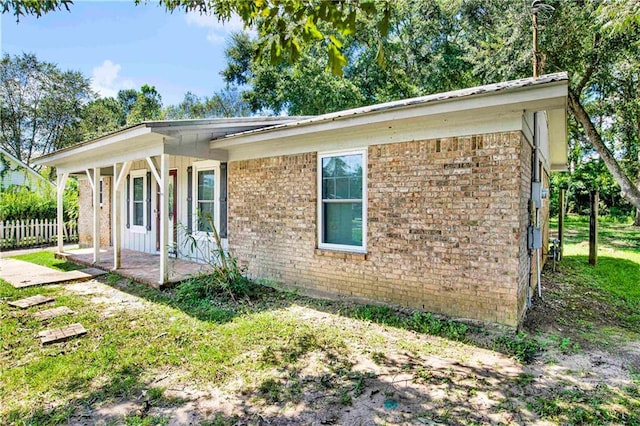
[{"left": 156, "top": 169, "right": 178, "bottom": 255}]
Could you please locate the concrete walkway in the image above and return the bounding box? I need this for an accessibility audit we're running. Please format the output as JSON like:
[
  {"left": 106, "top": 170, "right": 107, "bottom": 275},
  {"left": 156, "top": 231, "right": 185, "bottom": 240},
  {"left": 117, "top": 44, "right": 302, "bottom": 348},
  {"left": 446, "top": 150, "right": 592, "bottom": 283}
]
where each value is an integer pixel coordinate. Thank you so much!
[{"left": 0, "top": 258, "right": 106, "bottom": 288}]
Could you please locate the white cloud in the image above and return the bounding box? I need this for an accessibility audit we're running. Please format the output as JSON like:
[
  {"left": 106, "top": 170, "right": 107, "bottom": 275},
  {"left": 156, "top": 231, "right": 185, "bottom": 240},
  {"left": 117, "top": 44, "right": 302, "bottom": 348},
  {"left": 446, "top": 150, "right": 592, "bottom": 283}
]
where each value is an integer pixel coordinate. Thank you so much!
[
  {"left": 184, "top": 12, "right": 249, "bottom": 43},
  {"left": 91, "top": 60, "right": 135, "bottom": 98}
]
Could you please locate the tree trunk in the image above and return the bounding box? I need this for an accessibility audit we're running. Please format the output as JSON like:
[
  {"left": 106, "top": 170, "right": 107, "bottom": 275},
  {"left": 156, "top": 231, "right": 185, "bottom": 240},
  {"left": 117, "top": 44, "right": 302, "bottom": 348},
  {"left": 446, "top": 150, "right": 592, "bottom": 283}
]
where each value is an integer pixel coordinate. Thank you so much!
[
  {"left": 568, "top": 88, "right": 640, "bottom": 211},
  {"left": 635, "top": 208, "right": 640, "bottom": 226}
]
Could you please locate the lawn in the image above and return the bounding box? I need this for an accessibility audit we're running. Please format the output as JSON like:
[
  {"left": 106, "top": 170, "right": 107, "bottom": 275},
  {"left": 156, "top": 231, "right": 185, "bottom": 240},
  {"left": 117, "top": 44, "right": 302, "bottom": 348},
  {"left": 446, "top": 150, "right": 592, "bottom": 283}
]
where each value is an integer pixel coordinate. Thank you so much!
[
  {"left": 11, "top": 251, "right": 86, "bottom": 272},
  {"left": 1, "top": 218, "right": 640, "bottom": 425}
]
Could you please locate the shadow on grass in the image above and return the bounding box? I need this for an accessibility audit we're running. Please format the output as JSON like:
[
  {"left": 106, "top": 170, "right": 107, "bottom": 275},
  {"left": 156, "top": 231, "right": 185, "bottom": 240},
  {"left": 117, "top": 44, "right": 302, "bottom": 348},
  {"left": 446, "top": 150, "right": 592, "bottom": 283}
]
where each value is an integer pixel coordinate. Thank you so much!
[
  {"left": 526, "top": 254, "right": 640, "bottom": 355},
  {"left": 97, "top": 272, "right": 543, "bottom": 368},
  {"left": 5, "top": 259, "right": 640, "bottom": 424},
  {"left": 4, "top": 365, "right": 151, "bottom": 425},
  {"left": 6, "top": 322, "right": 640, "bottom": 426},
  {"left": 8, "top": 329, "right": 639, "bottom": 425}
]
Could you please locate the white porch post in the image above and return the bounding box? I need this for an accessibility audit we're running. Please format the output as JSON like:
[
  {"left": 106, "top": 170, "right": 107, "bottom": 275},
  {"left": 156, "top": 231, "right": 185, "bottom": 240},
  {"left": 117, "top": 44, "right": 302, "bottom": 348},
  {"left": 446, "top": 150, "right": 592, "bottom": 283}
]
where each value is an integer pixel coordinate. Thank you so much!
[
  {"left": 113, "top": 163, "right": 121, "bottom": 270},
  {"left": 93, "top": 167, "right": 101, "bottom": 264},
  {"left": 159, "top": 154, "right": 169, "bottom": 284},
  {"left": 56, "top": 172, "right": 69, "bottom": 253},
  {"left": 112, "top": 161, "right": 132, "bottom": 270}
]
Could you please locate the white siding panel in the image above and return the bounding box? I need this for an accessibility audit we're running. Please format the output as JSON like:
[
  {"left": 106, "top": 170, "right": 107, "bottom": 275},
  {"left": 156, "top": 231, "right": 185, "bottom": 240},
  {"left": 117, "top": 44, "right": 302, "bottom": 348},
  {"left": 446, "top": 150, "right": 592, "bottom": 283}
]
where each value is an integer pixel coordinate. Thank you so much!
[{"left": 119, "top": 155, "right": 222, "bottom": 265}]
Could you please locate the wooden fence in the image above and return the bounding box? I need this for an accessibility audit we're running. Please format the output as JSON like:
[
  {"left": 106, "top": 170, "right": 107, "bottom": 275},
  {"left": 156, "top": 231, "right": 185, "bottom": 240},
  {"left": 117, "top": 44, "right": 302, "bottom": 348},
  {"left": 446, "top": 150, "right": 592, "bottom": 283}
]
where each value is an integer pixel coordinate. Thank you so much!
[{"left": 0, "top": 219, "right": 78, "bottom": 251}]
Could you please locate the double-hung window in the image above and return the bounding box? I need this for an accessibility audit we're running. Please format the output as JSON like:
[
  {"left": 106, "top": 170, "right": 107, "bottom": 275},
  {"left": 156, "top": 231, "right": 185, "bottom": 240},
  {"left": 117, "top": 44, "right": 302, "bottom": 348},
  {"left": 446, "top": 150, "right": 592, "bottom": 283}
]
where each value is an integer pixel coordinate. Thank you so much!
[
  {"left": 318, "top": 149, "right": 367, "bottom": 252},
  {"left": 130, "top": 170, "right": 146, "bottom": 233},
  {"left": 197, "top": 169, "right": 216, "bottom": 233}
]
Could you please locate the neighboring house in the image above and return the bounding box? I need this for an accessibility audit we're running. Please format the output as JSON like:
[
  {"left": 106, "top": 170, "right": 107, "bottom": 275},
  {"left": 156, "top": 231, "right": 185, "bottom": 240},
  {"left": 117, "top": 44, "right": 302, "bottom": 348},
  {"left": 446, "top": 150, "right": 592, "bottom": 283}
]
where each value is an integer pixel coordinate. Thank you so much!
[
  {"left": 0, "top": 147, "right": 52, "bottom": 192},
  {"left": 35, "top": 73, "right": 569, "bottom": 327}
]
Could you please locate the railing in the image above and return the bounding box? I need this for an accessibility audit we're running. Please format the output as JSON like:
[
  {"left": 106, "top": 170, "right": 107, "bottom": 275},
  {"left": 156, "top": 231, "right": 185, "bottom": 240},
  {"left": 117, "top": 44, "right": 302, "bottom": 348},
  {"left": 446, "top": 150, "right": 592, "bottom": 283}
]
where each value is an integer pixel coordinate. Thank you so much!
[{"left": 0, "top": 219, "right": 78, "bottom": 251}]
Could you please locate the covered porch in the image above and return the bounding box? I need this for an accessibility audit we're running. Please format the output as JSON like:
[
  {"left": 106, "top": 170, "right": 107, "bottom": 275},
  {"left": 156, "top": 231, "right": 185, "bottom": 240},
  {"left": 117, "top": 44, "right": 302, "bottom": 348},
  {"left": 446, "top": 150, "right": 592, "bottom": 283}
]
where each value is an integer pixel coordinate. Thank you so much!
[
  {"left": 34, "top": 118, "right": 298, "bottom": 286},
  {"left": 57, "top": 247, "right": 210, "bottom": 288}
]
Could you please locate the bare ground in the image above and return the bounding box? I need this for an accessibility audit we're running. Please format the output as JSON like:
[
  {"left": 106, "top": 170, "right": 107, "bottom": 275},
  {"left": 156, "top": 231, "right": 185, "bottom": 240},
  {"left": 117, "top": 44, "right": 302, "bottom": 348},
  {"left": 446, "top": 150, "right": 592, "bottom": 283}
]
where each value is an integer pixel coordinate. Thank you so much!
[{"left": 50, "top": 269, "right": 640, "bottom": 426}]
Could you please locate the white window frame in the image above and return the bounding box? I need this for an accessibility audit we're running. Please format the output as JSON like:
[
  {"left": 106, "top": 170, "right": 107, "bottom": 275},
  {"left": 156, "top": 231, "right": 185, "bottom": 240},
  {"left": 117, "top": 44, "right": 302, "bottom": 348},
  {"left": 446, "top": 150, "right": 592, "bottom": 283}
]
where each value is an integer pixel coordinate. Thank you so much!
[
  {"left": 129, "top": 169, "right": 147, "bottom": 234},
  {"left": 192, "top": 160, "right": 221, "bottom": 237},
  {"left": 317, "top": 148, "right": 367, "bottom": 253}
]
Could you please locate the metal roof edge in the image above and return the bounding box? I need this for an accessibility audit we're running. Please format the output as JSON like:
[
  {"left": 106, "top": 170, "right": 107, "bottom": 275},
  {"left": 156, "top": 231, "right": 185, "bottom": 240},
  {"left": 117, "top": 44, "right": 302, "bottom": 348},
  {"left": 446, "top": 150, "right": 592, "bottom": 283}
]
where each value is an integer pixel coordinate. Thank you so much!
[
  {"left": 216, "top": 73, "right": 569, "bottom": 142},
  {"left": 33, "top": 116, "right": 309, "bottom": 164}
]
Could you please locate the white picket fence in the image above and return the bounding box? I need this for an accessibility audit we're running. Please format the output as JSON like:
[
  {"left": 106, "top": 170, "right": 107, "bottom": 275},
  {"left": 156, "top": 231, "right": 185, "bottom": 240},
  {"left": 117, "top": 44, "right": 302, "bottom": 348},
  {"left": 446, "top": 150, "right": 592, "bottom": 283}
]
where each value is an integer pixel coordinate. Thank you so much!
[{"left": 0, "top": 219, "right": 78, "bottom": 251}]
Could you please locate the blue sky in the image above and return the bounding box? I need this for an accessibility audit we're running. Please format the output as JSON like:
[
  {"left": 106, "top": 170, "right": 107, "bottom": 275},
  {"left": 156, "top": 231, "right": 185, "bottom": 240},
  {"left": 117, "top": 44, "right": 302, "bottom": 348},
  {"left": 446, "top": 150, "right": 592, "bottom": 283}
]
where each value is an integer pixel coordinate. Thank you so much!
[{"left": 0, "top": 1, "right": 246, "bottom": 105}]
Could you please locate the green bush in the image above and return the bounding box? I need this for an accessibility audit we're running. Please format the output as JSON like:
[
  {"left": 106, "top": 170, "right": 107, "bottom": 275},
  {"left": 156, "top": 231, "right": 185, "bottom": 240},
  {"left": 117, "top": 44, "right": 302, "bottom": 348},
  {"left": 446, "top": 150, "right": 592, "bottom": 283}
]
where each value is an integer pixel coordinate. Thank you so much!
[{"left": 0, "top": 179, "right": 78, "bottom": 222}]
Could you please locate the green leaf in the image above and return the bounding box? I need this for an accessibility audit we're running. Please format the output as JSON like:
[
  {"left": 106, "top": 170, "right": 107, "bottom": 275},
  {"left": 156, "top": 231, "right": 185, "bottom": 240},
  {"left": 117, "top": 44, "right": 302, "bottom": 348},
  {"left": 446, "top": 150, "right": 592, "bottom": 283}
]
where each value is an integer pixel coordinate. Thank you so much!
[
  {"left": 327, "top": 42, "right": 347, "bottom": 76},
  {"left": 304, "top": 17, "right": 323, "bottom": 39},
  {"left": 328, "top": 35, "right": 343, "bottom": 49},
  {"left": 341, "top": 10, "right": 356, "bottom": 36},
  {"left": 375, "top": 39, "right": 386, "bottom": 68}
]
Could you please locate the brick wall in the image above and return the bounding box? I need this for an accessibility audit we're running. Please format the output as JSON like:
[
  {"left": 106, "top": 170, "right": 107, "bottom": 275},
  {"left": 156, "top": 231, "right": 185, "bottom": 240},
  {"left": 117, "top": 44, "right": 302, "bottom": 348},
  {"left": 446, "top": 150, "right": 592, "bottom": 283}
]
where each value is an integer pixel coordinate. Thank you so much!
[
  {"left": 78, "top": 176, "right": 111, "bottom": 248},
  {"left": 228, "top": 132, "right": 527, "bottom": 326}
]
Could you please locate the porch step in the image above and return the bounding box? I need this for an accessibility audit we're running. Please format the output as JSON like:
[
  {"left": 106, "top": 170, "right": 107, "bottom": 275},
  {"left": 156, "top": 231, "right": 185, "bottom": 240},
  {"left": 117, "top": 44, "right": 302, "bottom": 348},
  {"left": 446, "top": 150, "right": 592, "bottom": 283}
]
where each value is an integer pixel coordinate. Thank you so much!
[
  {"left": 8, "top": 294, "right": 55, "bottom": 309},
  {"left": 38, "top": 323, "right": 87, "bottom": 345}
]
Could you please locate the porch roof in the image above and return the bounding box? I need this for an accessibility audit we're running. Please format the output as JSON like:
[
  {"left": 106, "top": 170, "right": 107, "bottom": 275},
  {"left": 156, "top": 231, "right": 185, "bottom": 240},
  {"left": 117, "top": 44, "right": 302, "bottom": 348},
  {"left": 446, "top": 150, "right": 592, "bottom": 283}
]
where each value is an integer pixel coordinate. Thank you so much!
[{"left": 33, "top": 117, "right": 307, "bottom": 174}]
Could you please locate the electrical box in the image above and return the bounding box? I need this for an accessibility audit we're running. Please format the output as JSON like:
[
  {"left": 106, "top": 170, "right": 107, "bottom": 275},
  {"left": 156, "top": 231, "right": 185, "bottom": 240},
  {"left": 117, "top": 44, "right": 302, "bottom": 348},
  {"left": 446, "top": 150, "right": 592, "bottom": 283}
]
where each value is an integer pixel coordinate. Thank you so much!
[
  {"left": 532, "top": 182, "right": 542, "bottom": 209},
  {"left": 528, "top": 225, "right": 542, "bottom": 250},
  {"left": 531, "top": 182, "right": 549, "bottom": 209}
]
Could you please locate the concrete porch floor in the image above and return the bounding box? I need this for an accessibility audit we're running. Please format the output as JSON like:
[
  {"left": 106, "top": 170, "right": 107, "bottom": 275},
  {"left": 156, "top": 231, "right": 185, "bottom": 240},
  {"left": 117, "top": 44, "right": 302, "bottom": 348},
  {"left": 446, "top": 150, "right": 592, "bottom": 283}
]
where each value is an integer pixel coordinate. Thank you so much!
[{"left": 57, "top": 247, "right": 210, "bottom": 288}]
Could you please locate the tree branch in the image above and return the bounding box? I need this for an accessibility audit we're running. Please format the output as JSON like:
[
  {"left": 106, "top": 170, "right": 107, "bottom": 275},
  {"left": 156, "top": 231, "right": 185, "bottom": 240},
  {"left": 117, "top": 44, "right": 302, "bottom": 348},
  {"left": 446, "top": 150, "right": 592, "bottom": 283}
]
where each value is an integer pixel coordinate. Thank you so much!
[{"left": 568, "top": 87, "right": 640, "bottom": 209}]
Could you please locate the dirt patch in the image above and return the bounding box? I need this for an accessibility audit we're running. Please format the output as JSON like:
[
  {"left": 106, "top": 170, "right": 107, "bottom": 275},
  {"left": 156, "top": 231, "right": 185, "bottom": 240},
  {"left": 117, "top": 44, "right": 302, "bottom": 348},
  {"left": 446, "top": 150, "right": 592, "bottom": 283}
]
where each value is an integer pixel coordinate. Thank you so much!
[
  {"left": 65, "top": 280, "right": 147, "bottom": 318},
  {"left": 57, "top": 275, "right": 640, "bottom": 425}
]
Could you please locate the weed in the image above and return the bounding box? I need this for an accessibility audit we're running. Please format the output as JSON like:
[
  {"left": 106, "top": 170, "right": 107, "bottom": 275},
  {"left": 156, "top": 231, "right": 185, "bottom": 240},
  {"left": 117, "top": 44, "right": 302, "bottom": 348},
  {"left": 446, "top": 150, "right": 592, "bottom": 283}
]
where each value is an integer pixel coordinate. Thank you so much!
[
  {"left": 177, "top": 216, "right": 260, "bottom": 302},
  {"left": 351, "top": 305, "right": 469, "bottom": 341},
  {"left": 494, "top": 333, "right": 541, "bottom": 363},
  {"left": 146, "top": 387, "right": 164, "bottom": 402},
  {"left": 410, "top": 312, "right": 469, "bottom": 340},
  {"left": 414, "top": 367, "right": 433, "bottom": 382},
  {"left": 370, "top": 351, "right": 387, "bottom": 365},
  {"left": 339, "top": 389, "right": 352, "bottom": 405},
  {"left": 201, "top": 413, "right": 240, "bottom": 426},
  {"left": 107, "top": 272, "right": 120, "bottom": 286},
  {"left": 258, "top": 378, "right": 284, "bottom": 404},
  {"left": 558, "top": 336, "right": 581, "bottom": 354},
  {"left": 514, "top": 372, "right": 535, "bottom": 386},
  {"left": 124, "top": 414, "right": 169, "bottom": 425}
]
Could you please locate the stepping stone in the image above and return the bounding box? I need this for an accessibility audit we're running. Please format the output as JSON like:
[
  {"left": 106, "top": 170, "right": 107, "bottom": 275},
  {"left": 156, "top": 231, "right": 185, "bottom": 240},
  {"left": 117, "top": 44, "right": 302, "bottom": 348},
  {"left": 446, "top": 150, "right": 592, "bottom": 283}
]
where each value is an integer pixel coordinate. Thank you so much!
[
  {"left": 8, "top": 294, "right": 54, "bottom": 309},
  {"left": 33, "top": 306, "right": 75, "bottom": 321},
  {"left": 38, "top": 323, "right": 87, "bottom": 345}
]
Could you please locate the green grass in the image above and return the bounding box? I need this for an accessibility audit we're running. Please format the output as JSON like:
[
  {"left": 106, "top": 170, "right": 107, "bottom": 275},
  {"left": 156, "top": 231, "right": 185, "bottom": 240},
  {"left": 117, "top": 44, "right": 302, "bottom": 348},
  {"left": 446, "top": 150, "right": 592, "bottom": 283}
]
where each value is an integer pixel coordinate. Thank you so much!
[
  {"left": 2, "top": 216, "right": 640, "bottom": 424},
  {"left": 10, "top": 251, "right": 85, "bottom": 272},
  {"left": 548, "top": 215, "right": 640, "bottom": 331}
]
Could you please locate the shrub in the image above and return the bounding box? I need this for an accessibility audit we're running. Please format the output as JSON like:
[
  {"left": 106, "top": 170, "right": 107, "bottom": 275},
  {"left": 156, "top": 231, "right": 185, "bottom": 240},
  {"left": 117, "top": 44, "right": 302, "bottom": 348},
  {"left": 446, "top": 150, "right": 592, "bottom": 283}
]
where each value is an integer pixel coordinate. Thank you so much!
[
  {"left": 0, "top": 179, "right": 78, "bottom": 222},
  {"left": 176, "top": 215, "right": 258, "bottom": 302},
  {"left": 494, "top": 332, "right": 541, "bottom": 363}
]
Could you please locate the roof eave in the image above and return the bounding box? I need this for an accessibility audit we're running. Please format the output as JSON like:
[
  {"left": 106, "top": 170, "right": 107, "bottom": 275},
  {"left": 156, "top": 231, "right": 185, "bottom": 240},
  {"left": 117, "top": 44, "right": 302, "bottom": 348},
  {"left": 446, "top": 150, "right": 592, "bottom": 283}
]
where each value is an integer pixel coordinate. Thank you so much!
[{"left": 212, "top": 73, "right": 569, "bottom": 149}]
